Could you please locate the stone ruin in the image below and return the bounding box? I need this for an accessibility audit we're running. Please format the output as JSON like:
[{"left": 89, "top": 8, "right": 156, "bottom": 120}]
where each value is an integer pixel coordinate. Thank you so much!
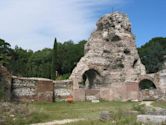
[
  {"left": 70, "top": 12, "right": 145, "bottom": 88},
  {"left": 70, "top": 12, "right": 166, "bottom": 101},
  {"left": 0, "top": 12, "right": 165, "bottom": 102},
  {"left": 0, "top": 65, "right": 12, "bottom": 101}
]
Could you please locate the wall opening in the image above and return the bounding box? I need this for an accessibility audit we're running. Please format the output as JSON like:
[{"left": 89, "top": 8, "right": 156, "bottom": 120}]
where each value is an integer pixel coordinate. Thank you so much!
[
  {"left": 80, "top": 69, "right": 102, "bottom": 89},
  {"left": 139, "top": 79, "right": 156, "bottom": 90}
]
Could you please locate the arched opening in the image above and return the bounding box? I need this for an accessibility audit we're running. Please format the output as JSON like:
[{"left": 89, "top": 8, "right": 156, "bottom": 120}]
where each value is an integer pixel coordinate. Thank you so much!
[
  {"left": 139, "top": 79, "right": 156, "bottom": 90},
  {"left": 80, "top": 69, "right": 102, "bottom": 89}
]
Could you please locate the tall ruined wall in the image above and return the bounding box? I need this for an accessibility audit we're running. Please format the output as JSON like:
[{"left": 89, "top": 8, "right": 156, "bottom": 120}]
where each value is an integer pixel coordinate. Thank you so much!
[{"left": 70, "top": 12, "right": 146, "bottom": 90}]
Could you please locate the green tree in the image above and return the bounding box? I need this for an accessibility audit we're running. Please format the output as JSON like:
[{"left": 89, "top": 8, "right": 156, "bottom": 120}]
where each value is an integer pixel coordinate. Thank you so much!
[
  {"left": 51, "top": 38, "right": 58, "bottom": 80},
  {"left": 9, "top": 46, "right": 33, "bottom": 76},
  {"left": 0, "top": 39, "right": 12, "bottom": 66},
  {"left": 56, "top": 40, "right": 86, "bottom": 75},
  {"left": 5, "top": 38, "right": 86, "bottom": 79},
  {"left": 138, "top": 37, "right": 166, "bottom": 73},
  {"left": 28, "top": 48, "right": 52, "bottom": 78}
]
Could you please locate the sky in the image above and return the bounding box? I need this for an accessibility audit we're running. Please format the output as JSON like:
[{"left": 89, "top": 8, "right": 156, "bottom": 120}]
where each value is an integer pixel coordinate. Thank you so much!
[{"left": 0, "top": 0, "right": 165, "bottom": 51}]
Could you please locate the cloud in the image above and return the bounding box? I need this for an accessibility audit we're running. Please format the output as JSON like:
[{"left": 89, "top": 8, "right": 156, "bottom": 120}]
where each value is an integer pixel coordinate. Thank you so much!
[{"left": 0, "top": 0, "right": 124, "bottom": 50}]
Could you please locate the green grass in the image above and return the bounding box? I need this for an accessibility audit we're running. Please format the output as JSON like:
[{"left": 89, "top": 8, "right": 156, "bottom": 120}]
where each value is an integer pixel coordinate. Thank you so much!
[
  {"left": 3, "top": 101, "right": 146, "bottom": 125},
  {"left": 152, "top": 101, "right": 166, "bottom": 108},
  {"left": 30, "top": 101, "right": 137, "bottom": 121},
  {"left": 28, "top": 101, "right": 144, "bottom": 125}
]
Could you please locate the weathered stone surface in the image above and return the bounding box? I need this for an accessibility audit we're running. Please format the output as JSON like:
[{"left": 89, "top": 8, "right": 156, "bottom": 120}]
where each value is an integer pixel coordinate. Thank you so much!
[
  {"left": 146, "top": 108, "right": 166, "bottom": 116},
  {"left": 73, "top": 89, "right": 85, "bottom": 101},
  {"left": 12, "top": 77, "right": 38, "bottom": 98},
  {"left": 54, "top": 80, "right": 72, "bottom": 101},
  {"left": 0, "top": 65, "right": 12, "bottom": 101},
  {"left": 137, "top": 115, "right": 166, "bottom": 125},
  {"left": 100, "top": 111, "right": 112, "bottom": 121},
  {"left": 158, "top": 69, "right": 166, "bottom": 94},
  {"left": 70, "top": 12, "right": 146, "bottom": 100},
  {"left": 12, "top": 76, "right": 54, "bottom": 102}
]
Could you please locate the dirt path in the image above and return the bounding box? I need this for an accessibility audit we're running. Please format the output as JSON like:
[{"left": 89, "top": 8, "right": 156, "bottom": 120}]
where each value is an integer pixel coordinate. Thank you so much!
[
  {"left": 140, "top": 101, "right": 153, "bottom": 107},
  {"left": 30, "top": 118, "right": 85, "bottom": 125},
  {"left": 140, "top": 101, "right": 163, "bottom": 110}
]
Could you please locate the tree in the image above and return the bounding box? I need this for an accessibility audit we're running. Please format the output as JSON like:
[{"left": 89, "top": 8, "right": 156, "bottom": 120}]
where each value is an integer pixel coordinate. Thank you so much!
[
  {"left": 51, "top": 38, "right": 58, "bottom": 80},
  {"left": 3, "top": 38, "right": 86, "bottom": 79},
  {"left": 138, "top": 37, "right": 166, "bottom": 73},
  {"left": 0, "top": 39, "right": 12, "bottom": 66}
]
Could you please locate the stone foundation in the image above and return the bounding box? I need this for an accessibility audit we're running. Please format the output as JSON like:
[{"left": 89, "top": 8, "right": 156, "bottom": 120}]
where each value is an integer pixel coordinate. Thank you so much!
[{"left": 72, "top": 83, "right": 139, "bottom": 101}]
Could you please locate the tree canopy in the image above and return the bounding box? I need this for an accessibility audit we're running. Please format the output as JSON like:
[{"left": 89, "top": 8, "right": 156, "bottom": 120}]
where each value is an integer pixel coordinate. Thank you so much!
[
  {"left": 3, "top": 39, "right": 86, "bottom": 79},
  {"left": 138, "top": 37, "right": 166, "bottom": 73}
]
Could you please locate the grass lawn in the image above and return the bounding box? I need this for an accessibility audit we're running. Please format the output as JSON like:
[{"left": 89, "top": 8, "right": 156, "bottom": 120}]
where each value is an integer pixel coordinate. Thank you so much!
[
  {"left": 28, "top": 101, "right": 142, "bottom": 125},
  {"left": 3, "top": 101, "right": 151, "bottom": 125},
  {"left": 152, "top": 101, "right": 166, "bottom": 108}
]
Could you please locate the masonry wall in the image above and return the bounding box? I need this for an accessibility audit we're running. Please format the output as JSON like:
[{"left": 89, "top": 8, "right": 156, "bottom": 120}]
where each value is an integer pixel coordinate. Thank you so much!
[
  {"left": 54, "top": 80, "right": 72, "bottom": 101},
  {"left": 11, "top": 77, "right": 73, "bottom": 102},
  {"left": 9, "top": 70, "right": 166, "bottom": 102},
  {"left": 12, "top": 77, "right": 54, "bottom": 102},
  {"left": 73, "top": 82, "right": 140, "bottom": 101}
]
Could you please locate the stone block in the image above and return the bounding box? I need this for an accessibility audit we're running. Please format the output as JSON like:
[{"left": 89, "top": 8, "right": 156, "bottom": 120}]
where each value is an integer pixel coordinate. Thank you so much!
[
  {"left": 73, "top": 89, "right": 85, "bottom": 101},
  {"left": 37, "top": 80, "right": 54, "bottom": 102},
  {"left": 137, "top": 115, "right": 166, "bottom": 125}
]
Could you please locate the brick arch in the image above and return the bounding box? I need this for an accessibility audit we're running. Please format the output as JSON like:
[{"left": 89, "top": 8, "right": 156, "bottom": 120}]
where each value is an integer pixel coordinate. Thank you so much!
[
  {"left": 138, "top": 75, "right": 159, "bottom": 89},
  {"left": 81, "top": 69, "right": 102, "bottom": 89}
]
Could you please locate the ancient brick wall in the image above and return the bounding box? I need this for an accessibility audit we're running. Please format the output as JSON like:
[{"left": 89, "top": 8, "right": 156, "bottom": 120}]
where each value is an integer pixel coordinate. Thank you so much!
[
  {"left": 12, "top": 77, "right": 54, "bottom": 102},
  {"left": 54, "top": 80, "right": 72, "bottom": 101}
]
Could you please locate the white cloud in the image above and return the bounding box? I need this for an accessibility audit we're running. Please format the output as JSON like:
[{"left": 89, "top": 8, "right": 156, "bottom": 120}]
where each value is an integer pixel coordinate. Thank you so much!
[{"left": 0, "top": 0, "right": 123, "bottom": 50}]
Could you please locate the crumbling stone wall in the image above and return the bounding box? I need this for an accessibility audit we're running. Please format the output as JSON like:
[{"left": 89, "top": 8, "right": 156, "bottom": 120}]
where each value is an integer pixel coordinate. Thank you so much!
[
  {"left": 70, "top": 12, "right": 166, "bottom": 101},
  {"left": 11, "top": 77, "right": 73, "bottom": 102},
  {"left": 70, "top": 12, "right": 146, "bottom": 101},
  {"left": 12, "top": 77, "right": 54, "bottom": 102},
  {"left": 0, "top": 65, "right": 12, "bottom": 101},
  {"left": 54, "top": 80, "right": 72, "bottom": 101}
]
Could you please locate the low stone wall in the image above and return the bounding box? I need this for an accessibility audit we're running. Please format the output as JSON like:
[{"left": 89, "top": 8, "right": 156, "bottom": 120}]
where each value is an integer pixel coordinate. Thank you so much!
[
  {"left": 139, "top": 89, "right": 164, "bottom": 101},
  {"left": 12, "top": 76, "right": 54, "bottom": 102},
  {"left": 11, "top": 77, "right": 73, "bottom": 102},
  {"left": 54, "top": 80, "right": 72, "bottom": 101},
  {"left": 73, "top": 82, "right": 140, "bottom": 101}
]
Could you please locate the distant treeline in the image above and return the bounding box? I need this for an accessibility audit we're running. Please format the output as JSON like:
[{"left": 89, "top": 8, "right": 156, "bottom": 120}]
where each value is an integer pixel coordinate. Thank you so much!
[
  {"left": 0, "top": 39, "right": 86, "bottom": 79},
  {"left": 0, "top": 37, "right": 166, "bottom": 79},
  {"left": 138, "top": 37, "right": 166, "bottom": 73}
]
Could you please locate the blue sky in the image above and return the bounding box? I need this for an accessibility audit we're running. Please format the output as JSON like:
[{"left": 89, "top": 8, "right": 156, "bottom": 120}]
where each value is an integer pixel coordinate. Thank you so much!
[{"left": 0, "top": 0, "right": 165, "bottom": 50}]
